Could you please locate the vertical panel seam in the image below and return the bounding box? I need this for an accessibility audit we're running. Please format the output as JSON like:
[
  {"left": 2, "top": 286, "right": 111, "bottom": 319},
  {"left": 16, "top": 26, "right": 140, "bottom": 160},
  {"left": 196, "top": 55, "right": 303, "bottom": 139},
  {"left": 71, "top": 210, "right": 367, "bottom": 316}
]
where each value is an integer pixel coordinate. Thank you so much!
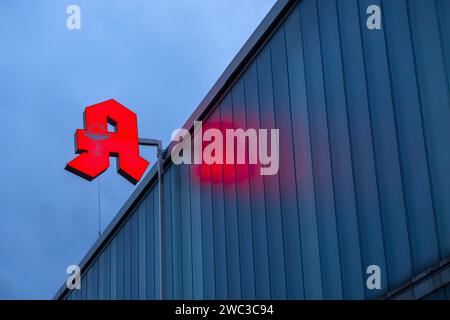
[
  {"left": 230, "top": 89, "right": 243, "bottom": 299},
  {"left": 155, "top": 192, "right": 158, "bottom": 299},
  {"left": 242, "top": 75, "right": 257, "bottom": 298},
  {"left": 255, "top": 58, "right": 272, "bottom": 299},
  {"left": 206, "top": 122, "right": 217, "bottom": 299},
  {"left": 219, "top": 104, "right": 230, "bottom": 299},
  {"left": 434, "top": 0, "right": 450, "bottom": 111},
  {"left": 356, "top": 0, "right": 390, "bottom": 289},
  {"left": 283, "top": 14, "right": 305, "bottom": 299},
  {"left": 153, "top": 192, "right": 156, "bottom": 298},
  {"left": 177, "top": 167, "right": 184, "bottom": 297},
  {"left": 168, "top": 169, "right": 174, "bottom": 299},
  {"left": 187, "top": 168, "right": 194, "bottom": 298},
  {"left": 203, "top": 119, "right": 216, "bottom": 298},
  {"left": 269, "top": 39, "right": 288, "bottom": 298},
  {"left": 405, "top": 0, "right": 442, "bottom": 260},
  {"left": 316, "top": 0, "right": 345, "bottom": 299},
  {"left": 299, "top": 2, "right": 324, "bottom": 298},
  {"left": 335, "top": 0, "right": 367, "bottom": 299},
  {"left": 379, "top": 0, "right": 416, "bottom": 276}
]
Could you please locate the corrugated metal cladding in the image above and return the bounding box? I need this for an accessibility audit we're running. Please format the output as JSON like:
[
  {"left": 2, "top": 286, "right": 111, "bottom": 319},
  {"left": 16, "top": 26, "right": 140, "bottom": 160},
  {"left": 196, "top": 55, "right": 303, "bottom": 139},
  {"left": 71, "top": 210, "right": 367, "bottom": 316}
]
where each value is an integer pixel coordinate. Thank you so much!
[{"left": 63, "top": 0, "right": 450, "bottom": 300}]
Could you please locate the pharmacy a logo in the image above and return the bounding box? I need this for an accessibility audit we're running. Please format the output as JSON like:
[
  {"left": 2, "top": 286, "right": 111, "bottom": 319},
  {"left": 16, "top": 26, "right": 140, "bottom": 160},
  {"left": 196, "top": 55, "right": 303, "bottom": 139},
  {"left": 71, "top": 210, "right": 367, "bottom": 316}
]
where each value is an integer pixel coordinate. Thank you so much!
[{"left": 65, "top": 100, "right": 149, "bottom": 184}]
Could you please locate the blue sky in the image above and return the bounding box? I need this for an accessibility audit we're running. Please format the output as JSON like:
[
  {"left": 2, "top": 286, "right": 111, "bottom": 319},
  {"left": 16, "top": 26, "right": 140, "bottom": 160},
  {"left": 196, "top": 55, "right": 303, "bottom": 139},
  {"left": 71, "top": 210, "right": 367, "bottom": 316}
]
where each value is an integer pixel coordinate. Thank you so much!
[{"left": 0, "top": 0, "right": 275, "bottom": 299}]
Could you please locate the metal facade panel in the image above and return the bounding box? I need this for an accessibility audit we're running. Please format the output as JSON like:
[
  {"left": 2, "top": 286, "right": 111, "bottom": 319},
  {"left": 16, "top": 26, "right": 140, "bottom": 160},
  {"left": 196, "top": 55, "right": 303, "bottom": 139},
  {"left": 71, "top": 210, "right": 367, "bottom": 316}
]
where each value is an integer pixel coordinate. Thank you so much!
[
  {"left": 62, "top": 0, "right": 450, "bottom": 300},
  {"left": 144, "top": 191, "right": 155, "bottom": 299}
]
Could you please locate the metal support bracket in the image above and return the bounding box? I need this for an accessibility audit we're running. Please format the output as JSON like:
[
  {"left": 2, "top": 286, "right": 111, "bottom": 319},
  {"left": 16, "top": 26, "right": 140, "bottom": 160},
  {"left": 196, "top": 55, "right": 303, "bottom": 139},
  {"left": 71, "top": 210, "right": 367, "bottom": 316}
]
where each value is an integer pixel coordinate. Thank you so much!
[{"left": 138, "top": 137, "right": 165, "bottom": 299}]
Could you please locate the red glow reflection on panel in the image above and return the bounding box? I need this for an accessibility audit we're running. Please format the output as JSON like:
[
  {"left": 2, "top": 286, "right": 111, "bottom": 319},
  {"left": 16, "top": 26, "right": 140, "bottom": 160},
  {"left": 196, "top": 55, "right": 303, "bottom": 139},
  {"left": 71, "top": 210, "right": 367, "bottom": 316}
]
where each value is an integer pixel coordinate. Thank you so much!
[{"left": 192, "top": 119, "right": 262, "bottom": 185}]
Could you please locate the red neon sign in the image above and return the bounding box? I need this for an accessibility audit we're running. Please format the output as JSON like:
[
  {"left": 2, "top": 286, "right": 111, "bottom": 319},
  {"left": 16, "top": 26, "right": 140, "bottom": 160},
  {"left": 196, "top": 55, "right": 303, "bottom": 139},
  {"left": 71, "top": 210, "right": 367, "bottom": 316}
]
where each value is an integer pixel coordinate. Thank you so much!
[{"left": 65, "top": 99, "right": 149, "bottom": 184}]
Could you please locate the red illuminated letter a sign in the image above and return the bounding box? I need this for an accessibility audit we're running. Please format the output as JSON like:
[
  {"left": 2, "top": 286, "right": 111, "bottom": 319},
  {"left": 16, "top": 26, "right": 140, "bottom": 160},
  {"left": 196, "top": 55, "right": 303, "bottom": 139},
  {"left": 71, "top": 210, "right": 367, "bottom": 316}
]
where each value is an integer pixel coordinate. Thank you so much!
[{"left": 66, "top": 100, "right": 149, "bottom": 184}]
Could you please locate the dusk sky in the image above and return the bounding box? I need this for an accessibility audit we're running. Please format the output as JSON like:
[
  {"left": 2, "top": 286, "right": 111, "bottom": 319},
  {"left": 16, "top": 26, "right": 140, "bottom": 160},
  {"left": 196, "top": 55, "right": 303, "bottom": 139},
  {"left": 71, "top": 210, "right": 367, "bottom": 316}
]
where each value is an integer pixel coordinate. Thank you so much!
[{"left": 0, "top": 0, "right": 276, "bottom": 299}]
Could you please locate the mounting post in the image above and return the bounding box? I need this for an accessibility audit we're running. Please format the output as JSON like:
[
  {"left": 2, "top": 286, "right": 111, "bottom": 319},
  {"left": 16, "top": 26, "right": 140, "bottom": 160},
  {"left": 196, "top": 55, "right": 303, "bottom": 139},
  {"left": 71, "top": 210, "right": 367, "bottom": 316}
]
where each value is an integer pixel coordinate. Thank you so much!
[{"left": 138, "top": 138, "right": 165, "bottom": 300}]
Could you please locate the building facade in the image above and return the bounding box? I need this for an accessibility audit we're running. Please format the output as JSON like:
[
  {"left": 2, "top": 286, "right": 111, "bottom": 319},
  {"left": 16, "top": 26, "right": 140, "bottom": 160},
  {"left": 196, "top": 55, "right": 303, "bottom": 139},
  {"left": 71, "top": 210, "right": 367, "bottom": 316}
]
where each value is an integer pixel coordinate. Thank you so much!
[{"left": 56, "top": 0, "right": 450, "bottom": 300}]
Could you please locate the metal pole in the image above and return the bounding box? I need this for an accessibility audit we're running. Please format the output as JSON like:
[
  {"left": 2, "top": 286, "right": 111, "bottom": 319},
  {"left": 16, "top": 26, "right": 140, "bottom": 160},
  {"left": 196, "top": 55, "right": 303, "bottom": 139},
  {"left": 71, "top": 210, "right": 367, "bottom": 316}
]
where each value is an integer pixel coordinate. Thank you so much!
[
  {"left": 98, "top": 177, "right": 101, "bottom": 238},
  {"left": 138, "top": 138, "right": 165, "bottom": 299},
  {"left": 156, "top": 143, "right": 165, "bottom": 300}
]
